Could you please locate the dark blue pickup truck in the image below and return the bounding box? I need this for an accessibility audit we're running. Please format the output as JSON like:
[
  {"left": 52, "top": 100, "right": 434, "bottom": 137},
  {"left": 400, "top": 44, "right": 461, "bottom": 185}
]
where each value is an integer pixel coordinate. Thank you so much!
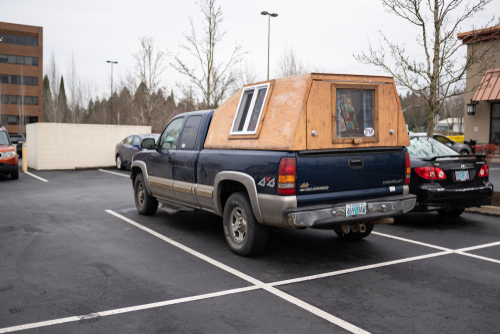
[{"left": 130, "top": 74, "right": 417, "bottom": 256}]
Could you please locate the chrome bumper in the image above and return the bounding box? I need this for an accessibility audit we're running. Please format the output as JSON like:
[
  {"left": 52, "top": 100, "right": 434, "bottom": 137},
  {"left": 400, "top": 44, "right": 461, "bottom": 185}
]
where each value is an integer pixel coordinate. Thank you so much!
[{"left": 284, "top": 195, "right": 416, "bottom": 229}]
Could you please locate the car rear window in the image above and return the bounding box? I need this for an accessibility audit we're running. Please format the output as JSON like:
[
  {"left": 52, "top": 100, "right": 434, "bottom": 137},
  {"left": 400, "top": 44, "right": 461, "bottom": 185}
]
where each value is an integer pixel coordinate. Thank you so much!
[{"left": 407, "top": 137, "right": 458, "bottom": 158}]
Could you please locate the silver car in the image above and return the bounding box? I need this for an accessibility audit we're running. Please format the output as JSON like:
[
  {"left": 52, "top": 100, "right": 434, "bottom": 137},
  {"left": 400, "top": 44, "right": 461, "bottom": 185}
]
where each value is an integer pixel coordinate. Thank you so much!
[{"left": 411, "top": 133, "right": 472, "bottom": 155}]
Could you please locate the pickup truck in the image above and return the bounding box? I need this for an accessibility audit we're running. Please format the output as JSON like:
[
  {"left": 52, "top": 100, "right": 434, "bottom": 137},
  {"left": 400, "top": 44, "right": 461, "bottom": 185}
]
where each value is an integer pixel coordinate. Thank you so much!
[{"left": 131, "top": 73, "right": 416, "bottom": 256}]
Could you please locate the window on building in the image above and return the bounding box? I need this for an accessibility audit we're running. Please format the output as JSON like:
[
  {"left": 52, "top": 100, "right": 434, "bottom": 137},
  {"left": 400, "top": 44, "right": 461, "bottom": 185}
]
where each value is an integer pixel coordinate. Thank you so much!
[
  {"left": 0, "top": 34, "right": 38, "bottom": 47},
  {"left": 0, "top": 54, "right": 38, "bottom": 66},
  {"left": 0, "top": 74, "right": 39, "bottom": 86},
  {"left": 490, "top": 103, "right": 500, "bottom": 144},
  {"left": 231, "top": 83, "right": 270, "bottom": 135},
  {"left": 1, "top": 95, "right": 39, "bottom": 105},
  {"left": 180, "top": 116, "right": 202, "bottom": 150}
]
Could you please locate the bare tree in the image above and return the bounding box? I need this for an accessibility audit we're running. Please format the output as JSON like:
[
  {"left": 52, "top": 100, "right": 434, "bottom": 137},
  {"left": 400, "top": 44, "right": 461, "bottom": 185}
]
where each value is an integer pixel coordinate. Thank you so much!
[
  {"left": 45, "top": 53, "right": 64, "bottom": 123},
  {"left": 17, "top": 65, "right": 26, "bottom": 134},
  {"left": 129, "top": 36, "right": 166, "bottom": 125},
  {"left": 170, "top": 0, "right": 246, "bottom": 109},
  {"left": 274, "top": 43, "right": 310, "bottom": 79},
  {"left": 355, "top": 0, "right": 499, "bottom": 136}
]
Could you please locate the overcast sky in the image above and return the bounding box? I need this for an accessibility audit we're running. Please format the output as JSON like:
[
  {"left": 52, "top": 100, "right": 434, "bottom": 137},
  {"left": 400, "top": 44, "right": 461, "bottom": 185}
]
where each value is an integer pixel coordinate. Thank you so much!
[{"left": 3, "top": 0, "right": 497, "bottom": 100}]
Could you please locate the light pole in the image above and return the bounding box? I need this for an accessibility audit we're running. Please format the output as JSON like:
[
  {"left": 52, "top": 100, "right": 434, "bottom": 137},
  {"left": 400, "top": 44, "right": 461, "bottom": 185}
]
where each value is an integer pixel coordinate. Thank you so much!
[
  {"left": 106, "top": 60, "right": 118, "bottom": 124},
  {"left": 261, "top": 11, "right": 278, "bottom": 81}
]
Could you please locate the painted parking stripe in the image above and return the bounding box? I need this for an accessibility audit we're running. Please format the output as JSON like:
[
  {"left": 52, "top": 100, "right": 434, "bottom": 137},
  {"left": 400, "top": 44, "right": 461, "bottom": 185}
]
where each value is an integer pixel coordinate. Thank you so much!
[
  {"left": 373, "top": 231, "right": 500, "bottom": 264},
  {"left": 372, "top": 231, "right": 451, "bottom": 251},
  {"left": 24, "top": 171, "right": 48, "bottom": 182},
  {"left": 98, "top": 169, "right": 129, "bottom": 178},
  {"left": 269, "top": 251, "right": 452, "bottom": 287},
  {"left": 0, "top": 286, "right": 260, "bottom": 334},
  {"left": 105, "top": 210, "right": 371, "bottom": 334}
]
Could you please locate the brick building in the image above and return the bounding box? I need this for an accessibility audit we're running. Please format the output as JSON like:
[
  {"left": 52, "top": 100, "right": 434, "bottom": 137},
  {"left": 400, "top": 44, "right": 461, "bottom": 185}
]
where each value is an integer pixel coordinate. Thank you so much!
[{"left": 0, "top": 22, "right": 43, "bottom": 135}]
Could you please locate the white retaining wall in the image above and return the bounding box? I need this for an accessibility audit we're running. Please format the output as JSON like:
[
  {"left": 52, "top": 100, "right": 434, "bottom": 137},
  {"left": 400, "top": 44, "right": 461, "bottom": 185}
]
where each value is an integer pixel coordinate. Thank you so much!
[{"left": 26, "top": 123, "right": 151, "bottom": 170}]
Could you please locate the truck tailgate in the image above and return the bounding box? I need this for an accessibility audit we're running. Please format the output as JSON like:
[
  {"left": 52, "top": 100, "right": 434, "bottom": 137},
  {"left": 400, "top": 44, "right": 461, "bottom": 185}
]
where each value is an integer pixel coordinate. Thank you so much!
[{"left": 296, "top": 148, "right": 405, "bottom": 205}]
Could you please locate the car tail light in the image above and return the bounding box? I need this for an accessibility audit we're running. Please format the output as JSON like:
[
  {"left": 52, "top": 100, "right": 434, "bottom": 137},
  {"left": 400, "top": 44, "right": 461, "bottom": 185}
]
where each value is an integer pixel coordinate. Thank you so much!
[
  {"left": 479, "top": 164, "right": 489, "bottom": 177},
  {"left": 435, "top": 167, "right": 446, "bottom": 180},
  {"left": 414, "top": 167, "right": 446, "bottom": 180},
  {"left": 278, "top": 157, "right": 296, "bottom": 196},
  {"left": 404, "top": 152, "right": 411, "bottom": 184},
  {"left": 415, "top": 167, "right": 437, "bottom": 180}
]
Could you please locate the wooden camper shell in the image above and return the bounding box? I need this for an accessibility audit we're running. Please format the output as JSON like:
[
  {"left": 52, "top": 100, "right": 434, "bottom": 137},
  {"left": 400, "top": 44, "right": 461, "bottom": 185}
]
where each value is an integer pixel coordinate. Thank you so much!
[{"left": 204, "top": 73, "right": 410, "bottom": 151}]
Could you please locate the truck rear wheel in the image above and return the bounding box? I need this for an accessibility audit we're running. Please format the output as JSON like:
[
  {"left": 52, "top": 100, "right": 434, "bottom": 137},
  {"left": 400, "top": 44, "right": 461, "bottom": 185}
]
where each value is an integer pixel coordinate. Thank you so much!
[
  {"left": 134, "top": 173, "right": 158, "bottom": 215},
  {"left": 334, "top": 224, "right": 374, "bottom": 240},
  {"left": 223, "top": 192, "right": 268, "bottom": 256}
]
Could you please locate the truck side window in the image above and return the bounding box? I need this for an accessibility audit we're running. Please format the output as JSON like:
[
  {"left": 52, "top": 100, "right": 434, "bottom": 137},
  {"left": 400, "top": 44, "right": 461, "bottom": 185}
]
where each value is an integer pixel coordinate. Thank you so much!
[
  {"left": 180, "top": 116, "right": 202, "bottom": 150},
  {"left": 231, "top": 82, "right": 270, "bottom": 135},
  {"left": 159, "top": 117, "right": 184, "bottom": 150}
]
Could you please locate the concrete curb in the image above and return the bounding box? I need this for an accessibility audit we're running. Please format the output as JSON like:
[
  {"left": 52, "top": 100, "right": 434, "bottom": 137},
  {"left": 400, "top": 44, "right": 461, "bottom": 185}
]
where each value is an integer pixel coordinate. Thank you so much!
[{"left": 466, "top": 206, "right": 500, "bottom": 216}]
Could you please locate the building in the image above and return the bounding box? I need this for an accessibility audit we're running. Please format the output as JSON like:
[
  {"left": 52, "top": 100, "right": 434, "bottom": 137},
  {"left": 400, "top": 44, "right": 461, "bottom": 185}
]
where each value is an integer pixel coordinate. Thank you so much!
[
  {"left": 0, "top": 22, "right": 43, "bottom": 135},
  {"left": 458, "top": 26, "right": 500, "bottom": 144},
  {"left": 435, "top": 118, "right": 464, "bottom": 134}
]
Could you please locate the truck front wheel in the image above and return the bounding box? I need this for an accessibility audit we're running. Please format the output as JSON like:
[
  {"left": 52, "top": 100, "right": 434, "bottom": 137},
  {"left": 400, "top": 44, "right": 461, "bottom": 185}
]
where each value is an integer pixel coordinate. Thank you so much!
[
  {"left": 134, "top": 173, "right": 158, "bottom": 215},
  {"left": 334, "top": 224, "right": 374, "bottom": 240},
  {"left": 223, "top": 192, "right": 268, "bottom": 256}
]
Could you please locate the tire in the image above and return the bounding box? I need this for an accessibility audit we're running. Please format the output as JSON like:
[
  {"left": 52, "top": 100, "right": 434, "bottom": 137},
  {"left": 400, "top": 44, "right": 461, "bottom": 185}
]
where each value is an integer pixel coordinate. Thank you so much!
[
  {"left": 134, "top": 173, "right": 158, "bottom": 215},
  {"left": 334, "top": 224, "right": 374, "bottom": 240},
  {"left": 11, "top": 171, "right": 19, "bottom": 180},
  {"left": 437, "top": 208, "right": 465, "bottom": 217},
  {"left": 116, "top": 154, "right": 125, "bottom": 170},
  {"left": 223, "top": 192, "right": 269, "bottom": 256},
  {"left": 460, "top": 149, "right": 469, "bottom": 155}
]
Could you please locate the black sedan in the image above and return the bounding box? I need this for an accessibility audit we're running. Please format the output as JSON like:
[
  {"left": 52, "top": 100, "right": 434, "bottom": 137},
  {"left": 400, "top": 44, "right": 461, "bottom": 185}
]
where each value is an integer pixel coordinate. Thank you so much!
[
  {"left": 8, "top": 133, "right": 25, "bottom": 157},
  {"left": 406, "top": 136, "right": 493, "bottom": 217}
]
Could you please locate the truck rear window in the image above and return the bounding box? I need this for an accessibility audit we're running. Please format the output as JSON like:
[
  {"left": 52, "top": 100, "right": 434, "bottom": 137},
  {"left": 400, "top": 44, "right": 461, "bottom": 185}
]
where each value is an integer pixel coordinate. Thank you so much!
[{"left": 336, "top": 89, "right": 374, "bottom": 138}]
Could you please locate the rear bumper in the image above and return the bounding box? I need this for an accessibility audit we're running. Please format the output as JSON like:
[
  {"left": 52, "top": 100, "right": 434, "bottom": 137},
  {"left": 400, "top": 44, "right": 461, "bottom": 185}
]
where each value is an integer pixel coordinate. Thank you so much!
[
  {"left": 0, "top": 162, "right": 18, "bottom": 174},
  {"left": 411, "top": 182, "right": 493, "bottom": 212},
  {"left": 283, "top": 194, "right": 416, "bottom": 229}
]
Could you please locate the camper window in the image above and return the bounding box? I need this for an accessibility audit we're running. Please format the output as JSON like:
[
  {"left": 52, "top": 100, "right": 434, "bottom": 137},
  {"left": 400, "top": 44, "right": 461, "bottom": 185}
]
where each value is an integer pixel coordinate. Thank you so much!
[
  {"left": 335, "top": 88, "right": 376, "bottom": 140},
  {"left": 231, "top": 83, "right": 270, "bottom": 135}
]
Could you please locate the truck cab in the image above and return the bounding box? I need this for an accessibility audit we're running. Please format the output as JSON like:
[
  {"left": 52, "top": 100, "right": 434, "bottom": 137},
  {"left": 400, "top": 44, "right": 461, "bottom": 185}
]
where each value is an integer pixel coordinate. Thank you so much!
[{"left": 131, "top": 73, "right": 416, "bottom": 256}]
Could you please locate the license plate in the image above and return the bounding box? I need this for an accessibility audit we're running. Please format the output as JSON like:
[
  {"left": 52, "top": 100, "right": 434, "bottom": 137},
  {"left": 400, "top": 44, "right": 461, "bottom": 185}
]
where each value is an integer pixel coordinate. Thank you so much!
[
  {"left": 455, "top": 170, "right": 470, "bottom": 181},
  {"left": 346, "top": 203, "right": 367, "bottom": 217}
]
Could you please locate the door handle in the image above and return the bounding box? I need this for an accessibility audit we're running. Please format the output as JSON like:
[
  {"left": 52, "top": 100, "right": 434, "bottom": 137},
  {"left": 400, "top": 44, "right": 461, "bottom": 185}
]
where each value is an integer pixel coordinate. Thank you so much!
[
  {"left": 348, "top": 158, "right": 364, "bottom": 169},
  {"left": 167, "top": 157, "right": 173, "bottom": 163}
]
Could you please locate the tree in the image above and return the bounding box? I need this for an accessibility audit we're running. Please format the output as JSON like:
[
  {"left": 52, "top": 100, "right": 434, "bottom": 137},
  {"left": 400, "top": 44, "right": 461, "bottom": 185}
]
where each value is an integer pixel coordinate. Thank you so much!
[
  {"left": 59, "top": 75, "right": 68, "bottom": 122},
  {"left": 274, "top": 43, "right": 310, "bottom": 79},
  {"left": 43, "top": 74, "right": 50, "bottom": 122},
  {"left": 17, "top": 65, "right": 26, "bottom": 134},
  {"left": 355, "top": 0, "right": 499, "bottom": 136},
  {"left": 129, "top": 36, "right": 166, "bottom": 126},
  {"left": 170, "top": 0, "right": 246, "bottom": 109}
]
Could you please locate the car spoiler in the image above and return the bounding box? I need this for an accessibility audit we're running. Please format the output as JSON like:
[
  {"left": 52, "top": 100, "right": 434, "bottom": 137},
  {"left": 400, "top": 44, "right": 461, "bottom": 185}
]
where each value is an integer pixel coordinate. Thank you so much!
[{"left": 422, "top": 154, "right": 486, "bottom": 161}]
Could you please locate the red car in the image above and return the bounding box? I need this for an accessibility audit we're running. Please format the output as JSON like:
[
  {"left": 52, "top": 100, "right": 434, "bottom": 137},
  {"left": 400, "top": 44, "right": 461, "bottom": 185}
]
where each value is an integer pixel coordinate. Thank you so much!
[{"left": 0, "top": 126, "right": 19, "bottom": 180}]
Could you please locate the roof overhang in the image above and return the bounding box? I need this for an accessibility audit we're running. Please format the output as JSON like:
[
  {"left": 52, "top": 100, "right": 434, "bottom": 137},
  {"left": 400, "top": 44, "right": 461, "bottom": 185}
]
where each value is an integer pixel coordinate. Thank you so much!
[
  {"left": 473, "top": 68, "right": 500, "bottom": 101},
  {"left": 457, "top": 25, "right": 500, "bottom": 44}
]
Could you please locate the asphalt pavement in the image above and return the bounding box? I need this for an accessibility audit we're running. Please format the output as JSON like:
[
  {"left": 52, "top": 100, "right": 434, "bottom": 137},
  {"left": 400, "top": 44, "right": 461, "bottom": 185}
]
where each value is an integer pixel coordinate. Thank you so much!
[{"left": 1, "top": 168, "right": 499, "bottom": 333}]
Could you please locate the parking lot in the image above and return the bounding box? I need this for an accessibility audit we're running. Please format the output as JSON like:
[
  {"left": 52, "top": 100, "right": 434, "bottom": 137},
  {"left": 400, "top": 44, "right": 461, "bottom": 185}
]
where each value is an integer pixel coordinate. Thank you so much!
[{"left": 1, "top": 167, "right": 500, "bottom": 333}]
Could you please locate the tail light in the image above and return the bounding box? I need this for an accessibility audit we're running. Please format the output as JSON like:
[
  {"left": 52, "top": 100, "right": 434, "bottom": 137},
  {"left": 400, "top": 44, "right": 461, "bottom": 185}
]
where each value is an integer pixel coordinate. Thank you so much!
[
  {"left": 278, "top": 157, "right": 296, "bottom": 196},
  {"left": 415, "top": 167, "right": 446, "bottom": 180},
  {"left": 404, "top": 152, "right": 411, "bottom": 184},
  {"left": 479, "top": 164, "right": 489, "bottom": 177}
]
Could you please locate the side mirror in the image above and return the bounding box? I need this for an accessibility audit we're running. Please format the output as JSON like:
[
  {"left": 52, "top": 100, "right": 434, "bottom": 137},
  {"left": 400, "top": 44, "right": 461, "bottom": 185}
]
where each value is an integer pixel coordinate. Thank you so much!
[{"left": 141, "top": 138, "right": 156, "bottom": 150}]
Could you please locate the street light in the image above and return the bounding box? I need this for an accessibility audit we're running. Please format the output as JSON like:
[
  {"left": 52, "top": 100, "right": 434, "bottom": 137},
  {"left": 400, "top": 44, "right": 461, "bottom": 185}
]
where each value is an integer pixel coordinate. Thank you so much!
[
  {"left": 261, "top": 11, "right": 278, "bottom": 81},
  {"left": 106, "top": 60, "right": 118, "bottom": 124}
]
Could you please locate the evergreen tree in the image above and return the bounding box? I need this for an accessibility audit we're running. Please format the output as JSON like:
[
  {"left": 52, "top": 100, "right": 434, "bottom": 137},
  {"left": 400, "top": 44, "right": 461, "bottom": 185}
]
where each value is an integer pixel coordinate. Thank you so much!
[
  {"left": 59, "top": 76, "right": 68, "bottom": 122},
  {"left": 43, "top": 75, "right": 51, "bottom": 122}
]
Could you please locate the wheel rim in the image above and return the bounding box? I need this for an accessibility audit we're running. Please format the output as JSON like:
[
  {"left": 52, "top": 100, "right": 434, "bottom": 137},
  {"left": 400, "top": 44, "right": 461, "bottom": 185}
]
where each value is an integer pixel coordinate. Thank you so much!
[
  {"left": 117, "top": 156, "right": 121, "bottom": 168},
  {"left": 461, "top": 150, "right": 468, "bottom": 155},
  {"left": 230, "top": 207, "right": 247, "bottom": 243},
  {"left": 137, "top": 183, "right": 145, "bottom": 206}
]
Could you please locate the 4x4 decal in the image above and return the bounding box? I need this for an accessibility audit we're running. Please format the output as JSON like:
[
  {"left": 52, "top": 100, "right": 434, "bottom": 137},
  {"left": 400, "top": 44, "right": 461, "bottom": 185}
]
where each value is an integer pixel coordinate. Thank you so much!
[{"left": 258, "top": 177, "right": 275, "bottom": 188}]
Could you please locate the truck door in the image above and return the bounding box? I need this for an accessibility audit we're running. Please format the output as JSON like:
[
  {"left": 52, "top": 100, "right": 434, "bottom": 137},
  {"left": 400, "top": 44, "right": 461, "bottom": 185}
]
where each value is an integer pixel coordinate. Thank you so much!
[
  {"left": 173, "top": 115, "right": 203, "bottom": 206},
  {"left": 147, "top": 117, "right": 184, "bottom": 201}
]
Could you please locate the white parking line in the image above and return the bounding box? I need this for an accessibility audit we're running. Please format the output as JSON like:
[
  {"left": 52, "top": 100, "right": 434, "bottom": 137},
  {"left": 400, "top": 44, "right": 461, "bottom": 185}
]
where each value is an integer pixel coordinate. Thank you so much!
[
  {"left": 98, "top": 169, "right": 129, "bottom": 178},
  {"left": 24, "top": 171, "right": 48, "bottom": 182},
  {"left": 105, "top": 210, "right": 371, "bottom": 334},
  {"left": 373, "top": 231, "right": 500, "bottom": 264},
  {"left": 489, "top": 168, "right": 500, "bottom": 170},
  {"left": 0, "top": 286, "right": 260, "bottom": 334}
]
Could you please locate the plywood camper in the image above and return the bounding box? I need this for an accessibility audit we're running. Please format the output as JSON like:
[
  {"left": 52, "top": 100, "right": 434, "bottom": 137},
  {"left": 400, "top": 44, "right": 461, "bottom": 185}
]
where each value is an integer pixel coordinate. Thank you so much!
[{"left": 204, "top": 73, "right": 410, "bottom": 151}]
